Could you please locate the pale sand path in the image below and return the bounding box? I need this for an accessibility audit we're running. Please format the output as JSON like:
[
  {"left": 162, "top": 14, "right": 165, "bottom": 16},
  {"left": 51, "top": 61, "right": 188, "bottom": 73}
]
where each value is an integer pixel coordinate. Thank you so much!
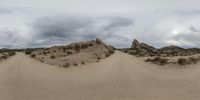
[{"left": 1, "top": 51, "right": 200, "bottom": 100}]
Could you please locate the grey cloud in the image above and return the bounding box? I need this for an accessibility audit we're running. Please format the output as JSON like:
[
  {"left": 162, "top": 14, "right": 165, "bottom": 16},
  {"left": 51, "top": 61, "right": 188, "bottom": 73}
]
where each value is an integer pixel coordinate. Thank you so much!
[
  {"left": 29, "top": 15, "right": 133, "bottom": 47},
  {"left": 0, "top": 29, "right": 23, "bottom": 48},
  {"left": 31, "top": 16, "right": 92, "bottom": 38},
  {"left": 0, "top": 9, "right": 12, "bottom": 14},
  {"left": 2, "top": 3, "right": 200, "bottom": 48},
  {"left": 0, "top": 7, "right": 23, "bottom": 14},
  {"left": 190, "top": 26, "right": 200, "bottom": 33}
]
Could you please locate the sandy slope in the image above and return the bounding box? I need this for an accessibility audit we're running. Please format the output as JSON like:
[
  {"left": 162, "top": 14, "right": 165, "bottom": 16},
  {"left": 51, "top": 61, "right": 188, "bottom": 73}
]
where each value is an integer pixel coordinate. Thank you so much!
[{"left": 1, "top": 51, "right": 200, "bottom": 100}]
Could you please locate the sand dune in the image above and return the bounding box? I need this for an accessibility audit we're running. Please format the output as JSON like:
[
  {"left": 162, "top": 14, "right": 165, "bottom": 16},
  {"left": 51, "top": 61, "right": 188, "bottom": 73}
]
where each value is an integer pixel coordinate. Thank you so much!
[{"left": 1, "top": 51, "right": 200, "bottom": 100}]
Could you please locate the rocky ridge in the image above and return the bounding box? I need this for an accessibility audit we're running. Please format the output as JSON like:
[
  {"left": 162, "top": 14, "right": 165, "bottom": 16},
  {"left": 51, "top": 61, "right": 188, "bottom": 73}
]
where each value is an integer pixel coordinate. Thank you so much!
[
  {"left": 29, "top": 38, "right": 114, "bottom": 67},
  {"left": 121, "top": 39, "right": 200, "bottom": 57}
]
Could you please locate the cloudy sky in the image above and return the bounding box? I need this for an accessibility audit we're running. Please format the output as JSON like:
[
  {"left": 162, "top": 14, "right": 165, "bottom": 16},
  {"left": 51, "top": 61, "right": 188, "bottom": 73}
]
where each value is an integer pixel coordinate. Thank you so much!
[{"left": 0, "top": 0, "right": 200, "bottom": 48}]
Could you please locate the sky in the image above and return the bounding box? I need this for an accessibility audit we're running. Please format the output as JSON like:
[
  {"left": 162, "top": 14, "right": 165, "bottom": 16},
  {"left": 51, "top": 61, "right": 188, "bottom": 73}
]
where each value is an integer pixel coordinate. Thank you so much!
[{"left": 0, "top": 0, "right": 200, "bottom": 48}]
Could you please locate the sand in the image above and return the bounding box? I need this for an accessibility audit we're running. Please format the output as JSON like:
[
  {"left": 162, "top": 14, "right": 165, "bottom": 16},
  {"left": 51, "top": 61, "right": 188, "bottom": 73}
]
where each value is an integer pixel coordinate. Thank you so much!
[{"left": 1, "top": 51, "right": 200, "bottom": 100}]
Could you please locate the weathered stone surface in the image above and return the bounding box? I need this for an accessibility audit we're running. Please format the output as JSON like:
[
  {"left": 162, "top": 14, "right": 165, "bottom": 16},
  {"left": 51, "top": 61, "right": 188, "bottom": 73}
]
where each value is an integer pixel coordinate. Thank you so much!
[
  {"left": 129, "top": 39, "right": 159, "bottom": 56},
  {"left": 120, "top": 39, "right": 200, "bottom": 57},
  {"left": 131, "top": 39, "right": 141, "bottom": 50}
]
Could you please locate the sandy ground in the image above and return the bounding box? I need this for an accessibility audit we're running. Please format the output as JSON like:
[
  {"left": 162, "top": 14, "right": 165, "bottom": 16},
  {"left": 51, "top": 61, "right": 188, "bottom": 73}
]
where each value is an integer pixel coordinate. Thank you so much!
[{"left": 1, "top": 51, "right": 200, "bottom": 100}]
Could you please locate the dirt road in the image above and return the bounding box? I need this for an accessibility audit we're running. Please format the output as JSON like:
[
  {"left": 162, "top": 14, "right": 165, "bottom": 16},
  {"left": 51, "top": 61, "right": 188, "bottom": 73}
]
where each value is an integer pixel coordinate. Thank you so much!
[{"left": 1, "top": 51, "right": 200, "bottom": 100}]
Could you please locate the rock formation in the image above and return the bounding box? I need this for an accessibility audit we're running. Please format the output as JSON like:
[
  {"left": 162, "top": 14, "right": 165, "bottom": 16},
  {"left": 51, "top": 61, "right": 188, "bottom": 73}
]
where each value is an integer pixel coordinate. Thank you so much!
[
  {"left": 121, "top": 39, "right": 200, "bottom": 57},
  {"left": 126, "top": 39, "right": 159, "bottom": 56}
]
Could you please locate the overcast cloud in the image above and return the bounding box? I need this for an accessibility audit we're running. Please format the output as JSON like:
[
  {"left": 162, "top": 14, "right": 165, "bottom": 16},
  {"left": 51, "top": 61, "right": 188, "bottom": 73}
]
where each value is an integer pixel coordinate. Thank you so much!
[{"left": 0, "top": 0, "right": 200, "bottom": 48}]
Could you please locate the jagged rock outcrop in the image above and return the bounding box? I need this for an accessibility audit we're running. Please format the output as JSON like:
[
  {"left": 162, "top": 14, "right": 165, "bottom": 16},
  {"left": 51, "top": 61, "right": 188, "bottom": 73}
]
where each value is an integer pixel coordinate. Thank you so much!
[
  {"left": 126, "top": 39, "right": 159, "bottom": 56},
  {"left": 140, "top": 43, "right": 158, "bottom": 53},
  {"left": 131, "top": 39, "right": 141, "bottom": 50},
  {"left": 121, "top": 39, "right": 200, "bottom": 57}
]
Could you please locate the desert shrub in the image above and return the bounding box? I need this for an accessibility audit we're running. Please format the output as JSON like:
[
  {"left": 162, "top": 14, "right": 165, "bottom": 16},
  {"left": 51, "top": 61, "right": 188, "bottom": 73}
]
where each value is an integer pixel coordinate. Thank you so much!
[
  {"left": 62, "top": 48, "right": 67, "bottom": 52},
  {"left": 63, "top": 63, "right": 70, "bottom": 68},
  {"left": 108, "top": 50, "right": 114, "bottom": 54},
  {"left": 105, "top": 53, "right": 110, "bottom": 57},
  {"left": 153, "top": 57, "right": 161, "bottom": 61},
  {"left": 31, "top": 54, "right": 36, "bottom": 58},
  {"left": 81, "top": 61, "right": 85, "bottom": 65},
  {"left": 80, "top": 44, "right": 89, "bottom": 49},
  {"left": 50, "top": 55, "right": 55, "bottom": 59},
  {"left": 188, "top": 57, "right": 198, "bottom": 64},
  {"left": 42, "top": 52, "right": 48, "bottom": 55},
  {"left": 178, "top": 58, "right": 187, "bottom": 65},
  {"left": 145, "top": 58, "right": 152, "bottom": 62},
  {"left": 97, "top": 57, "right": 101, "bottom": 60},
  {"left": 25, "top": 49, "right": 34, "bottom": 55},
  {"left": 159, "top": 58, "right": 169, "bottom": 65},
  {"left": 145, "top": 57, "right": 169, "bottom": 65},
  {"left": 7, "top": 51, "right": 15, "bottom": 56},
  {"left": 73, "top": 63, "right": 78, "bottom": 66},
  {"left": 1, "top": 55, "right": 7, "bottom": 59},
  {"left": 88, "top": 43, "right": 93, "bottom": 46},
  {"left": 74, "top": 44, "right": 80, "bottom": 52},
  {"left": 66, "top": 51, "right": 72, "bottom": 55}
]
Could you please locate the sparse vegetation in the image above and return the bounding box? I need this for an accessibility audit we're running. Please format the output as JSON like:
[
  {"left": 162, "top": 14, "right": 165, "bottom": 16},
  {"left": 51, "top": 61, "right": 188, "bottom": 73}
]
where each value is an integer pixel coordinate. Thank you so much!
[
  {"left": 81, "top": 61, "right": 85, "bottom": 65},
  {"left": 178, "top": 58, "right": 187, "bottom": 65},
  {"left": 63, "top": 63, "right": 70, "bottom": 68},
  {"left": 105, "top": 53, "right": 110, "bottom": 57},
  {"left": 145, "top": 57, "right": 169, "bottom": 65},
  {"left": 146, "top": 56, "right": 200, "bottom": 66},
  {"left": 188, "top": 57, "right": 198, "bottom": 64},
  {"left": 66, "top": 51, "right": 72, "bottom": 55},
  {"left": 108, "top": 50, "right": 114, "bottom": 54},
  {"left": 50, "top": 55, "right": 56, "bottom": 59},
  {"left": 73, "top": 63, "right": 78, "bottom": 66},
  {"left": 24, "top": 48, "right": 44, "bottom": 55},
  {"left": 97, "top": 57, "right": 101, "bottom": 60},
  {"left": 9, "top": 38, "right": 115, "bottom": 68},
  {"left": 42, "top": 51, "right": 48, "bottom": 56},
  {"left": 31, "top": 54, "right": 36, "bottom": 58},
  {"left": 0, "top": 55, "right": 7, "bottom": 59},
  {"left": 9, "top": 51, "right": 16, "bottom": 56},
  {"left": 74, "top": 44, "right": 80, "bottom": 52}
]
